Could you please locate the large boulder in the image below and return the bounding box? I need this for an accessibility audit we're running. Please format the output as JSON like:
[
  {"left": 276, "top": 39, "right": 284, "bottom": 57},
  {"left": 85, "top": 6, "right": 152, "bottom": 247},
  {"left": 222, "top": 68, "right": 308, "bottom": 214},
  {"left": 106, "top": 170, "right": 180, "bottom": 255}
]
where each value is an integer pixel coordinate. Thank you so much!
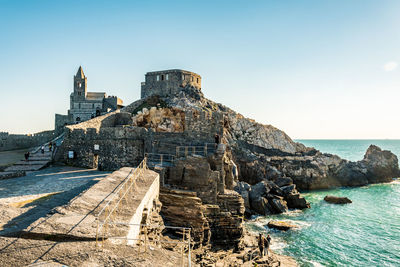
[
  {"left": 267, "top": 220, "right": 297, "bottom": 231},
  {"left": 324, "top": 195, "right": 352, "bottom": 204},
  {"left": 285, "top": 193, "right": 309, "bottom": 209},
  {"left": 280, "top": 184, "right": 296, "bottom": 196},
  {"left": 251, "top": 196, "right": 273, "bottom": 215},
  {"left": 269, "top": 197, "right": 288, "bottom": 214},
  {"left": 249, "top": 181, "right": 271, "bottom": 201},
  {"left": 362, "top": 145, "right": 400, "bottom": 183},
  {"left": 274, "top": 177, "right": 293, "bottom": 187}
]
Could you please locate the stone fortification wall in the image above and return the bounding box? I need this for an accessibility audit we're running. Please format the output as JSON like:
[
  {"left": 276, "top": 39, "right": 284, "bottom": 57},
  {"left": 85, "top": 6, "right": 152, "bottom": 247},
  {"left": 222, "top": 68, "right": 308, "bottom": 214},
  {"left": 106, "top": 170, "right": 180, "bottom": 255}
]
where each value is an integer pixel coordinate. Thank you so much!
[
  {"left": 58, "top": 126, "right": 147, "bottom": 170},
  {"left": 58, "top": 104, "right": 225, "bottom": 170},
  {"left": 0, "top": 130, "right": 55, "bottom": 151}
]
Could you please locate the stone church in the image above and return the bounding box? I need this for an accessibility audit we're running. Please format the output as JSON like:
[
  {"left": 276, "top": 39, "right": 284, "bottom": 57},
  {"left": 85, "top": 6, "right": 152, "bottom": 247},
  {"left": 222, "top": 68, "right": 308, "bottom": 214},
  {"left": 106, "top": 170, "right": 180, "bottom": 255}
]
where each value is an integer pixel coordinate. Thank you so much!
[{"left": 55, "top": 66, "right": 123, "bottom": 133}]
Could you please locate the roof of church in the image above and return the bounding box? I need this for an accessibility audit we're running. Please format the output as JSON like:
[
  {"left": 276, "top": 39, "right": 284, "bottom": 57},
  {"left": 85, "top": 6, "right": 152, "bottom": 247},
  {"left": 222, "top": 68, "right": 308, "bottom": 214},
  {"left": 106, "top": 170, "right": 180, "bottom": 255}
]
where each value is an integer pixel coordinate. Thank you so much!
[
  {"left": 76, "top": 66, "right": 85, "bottom": 79},
  {"left": 86, "top": 92, "right": 106, "bottom": 101}
]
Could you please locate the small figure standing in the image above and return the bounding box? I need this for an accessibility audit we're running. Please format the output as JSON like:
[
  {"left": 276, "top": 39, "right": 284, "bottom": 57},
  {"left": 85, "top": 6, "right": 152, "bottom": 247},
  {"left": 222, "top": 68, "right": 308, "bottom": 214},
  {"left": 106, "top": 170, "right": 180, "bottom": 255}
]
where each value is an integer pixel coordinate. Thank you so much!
[
  {"left": 48, "top": 142, "right": 52, "bottom": 152},
  {"left": 24, "top": 151, "right": 30, "bottom": 161},
  {"left": 214, "top": 133, "right": 220, "bottom": 145},
  {"left": 264, "top": 234, "right": 271, "bottom": 256},
  {"left": 41, "top": 145, "right": 45, "bottom": 154},
  {"left": 258, "top": 233, "right": 265, "bottom": 257}
]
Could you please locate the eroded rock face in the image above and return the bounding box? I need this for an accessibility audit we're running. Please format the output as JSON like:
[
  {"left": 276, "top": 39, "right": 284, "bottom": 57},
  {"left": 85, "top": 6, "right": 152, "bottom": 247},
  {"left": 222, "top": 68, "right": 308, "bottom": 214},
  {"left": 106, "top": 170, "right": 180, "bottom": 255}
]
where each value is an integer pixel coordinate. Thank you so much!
[
  {"left": 160, "top": 154, "right": 245, "bottom": 249},
  {"left": 159, "top": 187, "right": 210, "bottom": 247},
  {"left": 133, "top": 107, "right": 185, "bottom": 132}
]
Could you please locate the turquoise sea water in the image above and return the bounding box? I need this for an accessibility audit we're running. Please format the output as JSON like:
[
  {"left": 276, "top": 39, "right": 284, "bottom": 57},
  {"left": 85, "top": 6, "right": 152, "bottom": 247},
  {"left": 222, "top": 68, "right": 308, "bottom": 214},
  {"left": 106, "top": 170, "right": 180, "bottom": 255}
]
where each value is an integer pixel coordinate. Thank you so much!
[{"left": 247, "top": 140, "right": 400, "bottom": 267}]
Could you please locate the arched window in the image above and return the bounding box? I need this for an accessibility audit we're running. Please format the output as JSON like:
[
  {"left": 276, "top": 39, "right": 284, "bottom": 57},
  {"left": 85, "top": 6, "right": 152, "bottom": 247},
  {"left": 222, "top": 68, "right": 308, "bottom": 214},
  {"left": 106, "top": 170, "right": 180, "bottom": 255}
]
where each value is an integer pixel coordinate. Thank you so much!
[
  {"left": 76, "top": 117, "right": 81, "bottom": 123},
  {"left": 166, "top": 74, "right": 169, "bottom": 80},
  {"left": 161, "top": 74, "right": 164, "bottom": 81},
  {"left": 96, "top": 109, "right": 101, "bottom": 117}
]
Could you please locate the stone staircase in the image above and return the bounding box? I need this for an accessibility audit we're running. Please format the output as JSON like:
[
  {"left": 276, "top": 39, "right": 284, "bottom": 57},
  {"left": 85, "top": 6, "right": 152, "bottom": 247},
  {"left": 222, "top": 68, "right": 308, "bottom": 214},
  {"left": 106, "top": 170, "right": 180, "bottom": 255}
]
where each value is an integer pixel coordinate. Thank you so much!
[
  {"left": 4, "top": 148, "right": 52, "bottom": 172},
  {"left": 2, "top": 134, "right": 64, "bottom": 175}
]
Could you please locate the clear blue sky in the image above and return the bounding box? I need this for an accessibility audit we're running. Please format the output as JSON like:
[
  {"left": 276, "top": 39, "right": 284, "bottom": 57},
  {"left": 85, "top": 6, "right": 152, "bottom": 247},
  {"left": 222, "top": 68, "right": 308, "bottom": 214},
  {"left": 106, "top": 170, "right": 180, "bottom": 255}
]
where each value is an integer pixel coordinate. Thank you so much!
[{"left": 1, "top": 0, "right": 400, "bottom": 139}]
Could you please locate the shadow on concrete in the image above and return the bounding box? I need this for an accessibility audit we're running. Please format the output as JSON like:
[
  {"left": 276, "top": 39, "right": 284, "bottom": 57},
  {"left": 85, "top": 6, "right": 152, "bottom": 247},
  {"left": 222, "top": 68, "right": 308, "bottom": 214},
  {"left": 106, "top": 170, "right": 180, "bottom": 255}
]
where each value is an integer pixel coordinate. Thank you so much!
[{"left": 0, "top": 180, "right": 98, "bottom": 237}]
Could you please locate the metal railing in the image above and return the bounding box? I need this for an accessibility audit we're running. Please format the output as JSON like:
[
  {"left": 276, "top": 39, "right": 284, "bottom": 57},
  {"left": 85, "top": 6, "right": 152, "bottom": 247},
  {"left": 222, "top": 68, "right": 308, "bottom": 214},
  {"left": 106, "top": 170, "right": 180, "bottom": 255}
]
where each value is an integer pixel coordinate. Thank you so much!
[
  {"left": 96, "top": 158, "right": 148, "bottom": 243},
  {"left": 94, "top": 157, "right": 192, "bottom": 266},
  {"left": 145, "top": 153, "right": 175, "bottom": 168},
  {"left": 97, "top": 221, "right": 192, "bottom": 267},
  {"left": 175, "top": 143, "right": 217, "bottom": 158}
]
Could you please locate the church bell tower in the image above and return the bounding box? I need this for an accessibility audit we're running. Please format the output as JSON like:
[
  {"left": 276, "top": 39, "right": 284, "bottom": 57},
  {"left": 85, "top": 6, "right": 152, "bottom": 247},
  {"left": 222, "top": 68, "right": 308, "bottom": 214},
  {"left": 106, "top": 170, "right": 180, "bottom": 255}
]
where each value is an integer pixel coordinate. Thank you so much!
[{"left": 74, "top": 66, "right": 87, "bottom": 100}]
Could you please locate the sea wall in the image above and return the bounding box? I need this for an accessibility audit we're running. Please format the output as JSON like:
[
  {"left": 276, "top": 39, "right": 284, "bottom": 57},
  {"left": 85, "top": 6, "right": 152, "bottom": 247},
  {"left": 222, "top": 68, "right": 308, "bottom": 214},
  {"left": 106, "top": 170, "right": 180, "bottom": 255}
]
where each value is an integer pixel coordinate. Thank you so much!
[{"left": 0, "top": 130, "right": 55, "bottom": 151}]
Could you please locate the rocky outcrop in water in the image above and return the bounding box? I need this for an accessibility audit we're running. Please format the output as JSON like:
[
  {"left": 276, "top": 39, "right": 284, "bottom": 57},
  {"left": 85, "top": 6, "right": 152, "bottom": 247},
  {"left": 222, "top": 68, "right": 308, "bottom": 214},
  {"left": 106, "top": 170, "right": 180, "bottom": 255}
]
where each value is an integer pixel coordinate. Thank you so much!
[
  {"left": 235, "top": 178, "right": 309, "bottom": 216},
  {"left": 324, "top": 195, "right": 352, "bottom": 204},
  {"left": 267, "top": 220, "right": 298, "bottom": 231}
]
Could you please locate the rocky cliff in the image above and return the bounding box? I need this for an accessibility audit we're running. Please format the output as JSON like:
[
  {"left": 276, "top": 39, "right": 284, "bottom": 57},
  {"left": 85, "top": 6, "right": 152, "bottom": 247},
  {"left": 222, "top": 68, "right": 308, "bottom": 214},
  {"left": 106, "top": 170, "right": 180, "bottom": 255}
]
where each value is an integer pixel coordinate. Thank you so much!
[{"left": 129, "top": 86, "right": 399, "bottom": 191}]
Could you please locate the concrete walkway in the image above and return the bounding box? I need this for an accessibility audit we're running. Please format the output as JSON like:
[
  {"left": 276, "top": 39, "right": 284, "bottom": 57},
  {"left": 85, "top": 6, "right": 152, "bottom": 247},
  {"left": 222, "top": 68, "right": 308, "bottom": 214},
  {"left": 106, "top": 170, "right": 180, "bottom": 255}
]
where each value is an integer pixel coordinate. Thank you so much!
[{"left": 0, "top": 166, "right": 109, "bottom": 236}]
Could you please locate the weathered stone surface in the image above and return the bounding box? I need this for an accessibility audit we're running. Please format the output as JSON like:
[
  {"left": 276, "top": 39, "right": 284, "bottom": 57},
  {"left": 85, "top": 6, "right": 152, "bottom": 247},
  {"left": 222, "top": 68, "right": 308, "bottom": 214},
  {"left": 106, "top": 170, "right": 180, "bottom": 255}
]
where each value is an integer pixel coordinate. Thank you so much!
[
  {"left": 362, "top": 145, "right": 400, "bottom": 183},
  {"left": 249, "top": 181, "right": 271, "bottom": 201},
  {"left": 159, "top": 187, "right": 210, "bottom": 246},
  {"left": 270, "top": 197, "right": 288, "bottom": 214},
  {"left": 285, "top": 193, "right": 309, "bottom": 209},
  {"left": 250, "top": 197, "right": 272, "bottom": 215},
  {"left": 267, "top": 220, "right": 297, "bottom": 231},
  {"left": 324, "top": 195, "right": 352, "bottom": 204},
  {"left": 168, "top": 155, "right": 219, "bottom": 204},
  {"left": 280, "top": 184, "right": 296, "bottom": 196},
  {"left": 274, "top": 177, "right": 293, "bottom": 187}
]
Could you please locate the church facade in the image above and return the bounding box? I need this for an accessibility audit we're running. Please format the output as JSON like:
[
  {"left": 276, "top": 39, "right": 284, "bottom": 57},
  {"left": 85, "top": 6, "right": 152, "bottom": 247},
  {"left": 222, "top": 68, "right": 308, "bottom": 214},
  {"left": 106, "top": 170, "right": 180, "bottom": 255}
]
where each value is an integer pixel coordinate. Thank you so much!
[{"left": 55, "top": 67, "right": 123, "bottom": 133}]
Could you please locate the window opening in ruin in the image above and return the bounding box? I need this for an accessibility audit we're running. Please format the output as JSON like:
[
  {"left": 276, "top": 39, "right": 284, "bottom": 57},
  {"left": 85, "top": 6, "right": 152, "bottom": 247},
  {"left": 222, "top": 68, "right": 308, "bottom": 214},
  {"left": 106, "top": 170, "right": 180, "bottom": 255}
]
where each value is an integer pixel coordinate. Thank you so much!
[
  {"left": 197, "top": 78, "right": 199, "bottom": 83},
  {"left": 96, "top": 109, "right": 101, "bottom": 117},
  {"left": 76, "top": 117, "right": 81, "bottom": 122},
  {"left": 92, "top": 104, "right": 94, "bottom": 108},
  {"left": 78, "top": 103, "right": 81, "bottom": 109},
  {"left": 182, "top": 75, "right": 185, "bottom": 81},
  {"left": 157, "top": 75, "right": 160, "bottom": 81},
  {"left": 191, "top": 76, "right": 194, "bottom": 82},
  {"left": 166, "top": 74, "right": 169, "bottom": 80},
  {"left": 161, "top": 74, "right": 164, "bottom": 81},
  {"left": 78, "top": 82, "right": 81, "bottom": 88}
]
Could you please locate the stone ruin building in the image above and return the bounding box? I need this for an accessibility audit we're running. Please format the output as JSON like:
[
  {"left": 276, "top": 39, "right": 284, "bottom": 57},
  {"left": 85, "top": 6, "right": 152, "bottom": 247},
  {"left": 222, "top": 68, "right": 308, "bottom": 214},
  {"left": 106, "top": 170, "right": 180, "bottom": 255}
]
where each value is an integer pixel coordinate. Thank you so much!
[
  {"left": 141, "top": 69, "right": 201, "bottom": 99},
  {"left": 55, "top": 66, "right": 123, "bottom": 134}
]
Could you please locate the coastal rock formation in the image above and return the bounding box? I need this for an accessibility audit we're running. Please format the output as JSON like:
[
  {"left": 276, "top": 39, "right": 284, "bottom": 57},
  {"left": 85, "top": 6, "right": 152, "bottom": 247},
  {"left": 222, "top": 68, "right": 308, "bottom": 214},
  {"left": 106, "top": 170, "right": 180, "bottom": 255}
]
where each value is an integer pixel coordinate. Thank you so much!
[
  {"left": 324, "top": 195, "right": 352, "bottom": 204},
  {"left": 265, "top": 145, "right": 400, "bottom": 190},
  {"left": 159, "top": 187, "right": 211, "bottom": 246},
  {"left": 235, "top": 179, "right": 309, "bottom": 216},
  {"left": 160, "top": 154, "right": 245, "bottom": 248},
  {"left": 267, "top": 220, "right": 298, "bottom": 231}
]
